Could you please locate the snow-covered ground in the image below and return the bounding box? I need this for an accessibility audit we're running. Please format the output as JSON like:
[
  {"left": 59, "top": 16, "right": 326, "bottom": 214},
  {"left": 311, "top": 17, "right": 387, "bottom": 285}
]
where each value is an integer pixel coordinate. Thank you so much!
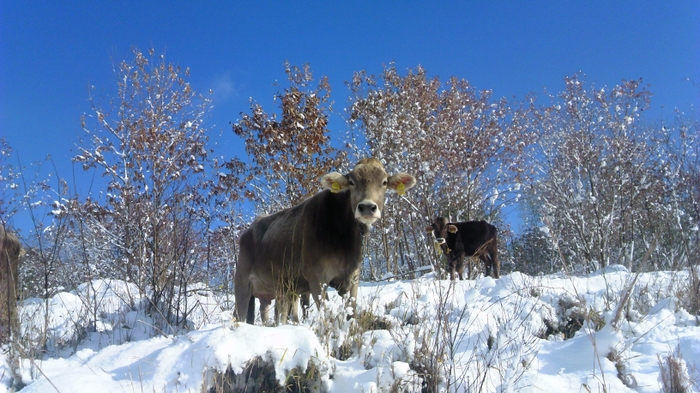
[{"left": 2, "top": 266, "right": 699, "bottom": 392}]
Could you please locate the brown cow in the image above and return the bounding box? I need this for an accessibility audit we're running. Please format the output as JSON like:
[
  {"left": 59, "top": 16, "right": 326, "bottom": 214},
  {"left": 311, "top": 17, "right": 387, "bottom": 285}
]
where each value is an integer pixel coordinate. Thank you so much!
[
  {"left": 426, "top": 217, "right": 500, "bottom": 280},
  {"left": 1, "top": 225, "right": 22, "bottom": 344},
  {"left": 235, "top": 158, "right": 416, "bottom": 324}
]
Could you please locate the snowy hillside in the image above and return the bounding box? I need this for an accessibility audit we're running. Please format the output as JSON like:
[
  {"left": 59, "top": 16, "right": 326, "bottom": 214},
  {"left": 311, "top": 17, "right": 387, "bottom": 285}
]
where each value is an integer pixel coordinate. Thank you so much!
[{"left": 2, "top": 266, "right": 699, "bottom": 392}]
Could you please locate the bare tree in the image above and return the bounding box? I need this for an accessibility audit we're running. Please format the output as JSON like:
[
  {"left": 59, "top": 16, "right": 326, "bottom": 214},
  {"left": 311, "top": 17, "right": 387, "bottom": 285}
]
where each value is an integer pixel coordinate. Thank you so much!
[
  {"left": 525, "top": 74, "right": 675, "bottom": 273},
  {"left": 74, "top": 47, "right": 213, "bottom": 331},
  {"left": 232, "top": 62, "right": 347, "bottom": 214},
  {"left": 653, "top": 115, "right": 700, "bottom": 313},
  {"left": 0, "top": 139, "right": 22, "bottom": 225},
  {"left": 654, "top": 116, "right": 700, "bottom": 269},
  {"left": 510, "top": 226, "right": 561, "bottom": 275},
  {"left": 200, "top": 156, "right": 248, "bottom": 296},
  {"left": 347, "top": 64, "right": 532, "bottom": 278}
]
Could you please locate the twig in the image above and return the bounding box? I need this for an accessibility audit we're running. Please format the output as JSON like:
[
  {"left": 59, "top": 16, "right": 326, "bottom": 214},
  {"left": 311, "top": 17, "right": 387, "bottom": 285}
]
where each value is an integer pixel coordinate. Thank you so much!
[
  {"left": 14, "top": 343, "right": 62, "bottom": 393},
  {"left": 376, "top": 266, "right": 433, "bottom": 282},
  {"left": 611, "top": 236, "right": 657, "bottom": 330}
]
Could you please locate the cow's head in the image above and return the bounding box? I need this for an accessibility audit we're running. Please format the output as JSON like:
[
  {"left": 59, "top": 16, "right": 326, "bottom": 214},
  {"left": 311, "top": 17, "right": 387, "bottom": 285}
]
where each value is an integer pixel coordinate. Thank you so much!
[
  {"left": 321, "top": 158, "right": 416, "bottom": 227},
  {"left": 426, "top": 216, "right": 458, "bottom": 252}
]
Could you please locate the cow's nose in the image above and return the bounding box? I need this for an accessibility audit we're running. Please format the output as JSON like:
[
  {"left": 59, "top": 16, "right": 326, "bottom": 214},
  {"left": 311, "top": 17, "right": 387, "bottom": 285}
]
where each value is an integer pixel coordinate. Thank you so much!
[
  {"left": 436, "top": 238, "right": 446, "bottom": 245},
  {"left": 357, "top": 202, "right": 378, "bottom": 216}
]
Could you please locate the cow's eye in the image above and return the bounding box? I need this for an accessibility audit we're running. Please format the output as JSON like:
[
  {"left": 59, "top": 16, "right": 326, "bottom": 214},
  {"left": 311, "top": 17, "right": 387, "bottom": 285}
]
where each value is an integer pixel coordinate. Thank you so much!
[
  {"left": 382, "top": 180, "right": 388, "bottom": 187},
  {"left": 348, "top": 180, "right": 355, "bottom": 187}
]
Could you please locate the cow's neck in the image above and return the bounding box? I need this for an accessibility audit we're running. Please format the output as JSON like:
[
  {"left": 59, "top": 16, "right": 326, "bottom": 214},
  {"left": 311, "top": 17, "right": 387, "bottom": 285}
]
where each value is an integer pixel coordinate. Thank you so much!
[
  {"left": 358, "top": 221, "right": 369, "bottom": 236},
  {"left": 320, "top": 190, "right": 365, "bottom": 246}
]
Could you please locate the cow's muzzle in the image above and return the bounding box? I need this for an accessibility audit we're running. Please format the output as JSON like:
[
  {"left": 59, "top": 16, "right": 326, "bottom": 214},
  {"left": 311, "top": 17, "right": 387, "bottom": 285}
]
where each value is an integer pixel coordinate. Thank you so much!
[
  {"left": 434, "top": 238, "right": 450, "bottom": 255},
  {"left": 355, "top": 200, "right": 381, "bottom": 225}
]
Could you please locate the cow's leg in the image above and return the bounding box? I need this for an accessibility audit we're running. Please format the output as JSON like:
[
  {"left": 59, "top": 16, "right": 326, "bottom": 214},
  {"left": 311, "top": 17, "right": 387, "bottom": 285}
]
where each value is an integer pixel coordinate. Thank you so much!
[
  {"left": 287, "top": 294, "right": 302, "bottom": 323},
  {"left": 234, "top": 281, "right": 252, "bottom": 324},
  {"left": 276, "top": 294, "right": 291, "bottom": 325},
  {"left": 308, "top": 280, "right": 325, "bottom": 314},
  {"left": 466, "top": 255, "right": 472, "bottom": 279},
  {"left": 246, "top": 296, "right": 256, "bottom": 324},
  {"left": 287, "top": 297, "right": 297, "bottom": 323},
  {"left": 234, "top": 239, "right": 254, "bottom": 323},
  {"left": 481, "top": 254, "right": 492, "bottom": 277},
  {"left": 456, "top": 256, "right": 465, "bottom": 280},
  {"left": 259, "top": 298, "right": 271, "bottom": 325},
  {"left": 345, "top": 268, "right": 360, "bottom": 318},
  {"left": 300, "top": 293, "right": 311, "bottom": 320},
  {"left": 329, "top": 271, "right": 358, "bottom": 319},
  {"left": 490, "top": 241, "right": 500, "bottom": 278}
]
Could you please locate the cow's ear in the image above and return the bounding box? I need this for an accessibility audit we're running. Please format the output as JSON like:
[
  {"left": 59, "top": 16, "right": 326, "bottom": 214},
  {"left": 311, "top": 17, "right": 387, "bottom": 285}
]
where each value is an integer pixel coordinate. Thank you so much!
[
  {"left": 387, "top": 173, "right": 417, "bottom": 195},
  {"left": 448, "top": 225, "right": 458, "bottom": 233},
  {"left": 321, "top": 172, "right": 349, "bottom": 193},
  {"left": 425, "top": 225, "right": 434, "bottom": 232}
]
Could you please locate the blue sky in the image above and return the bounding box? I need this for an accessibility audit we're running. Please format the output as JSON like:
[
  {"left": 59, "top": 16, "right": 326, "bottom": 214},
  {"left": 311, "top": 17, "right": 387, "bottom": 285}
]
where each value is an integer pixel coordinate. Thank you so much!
[{"left": 1, "top": 2, "right": 699, "bottom": 229}]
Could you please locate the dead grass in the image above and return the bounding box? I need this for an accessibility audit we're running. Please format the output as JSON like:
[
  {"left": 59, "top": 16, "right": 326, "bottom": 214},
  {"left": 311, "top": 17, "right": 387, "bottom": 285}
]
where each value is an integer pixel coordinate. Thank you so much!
[{"left": 658, "top": 345, "right": 698, "bottom": 393}]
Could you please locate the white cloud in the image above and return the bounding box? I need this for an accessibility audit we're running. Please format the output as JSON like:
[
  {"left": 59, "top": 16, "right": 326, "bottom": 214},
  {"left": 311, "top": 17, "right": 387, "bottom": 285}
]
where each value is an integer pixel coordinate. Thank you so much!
[{"left": 210, "top": 72, "right": 237, "bottom": 102}]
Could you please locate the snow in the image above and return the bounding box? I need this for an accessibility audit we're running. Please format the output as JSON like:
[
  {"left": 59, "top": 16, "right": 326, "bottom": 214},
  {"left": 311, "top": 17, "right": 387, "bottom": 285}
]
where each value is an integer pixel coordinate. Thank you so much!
[{"left": 2, "top": 267, "right": 699, "bottom": 392}]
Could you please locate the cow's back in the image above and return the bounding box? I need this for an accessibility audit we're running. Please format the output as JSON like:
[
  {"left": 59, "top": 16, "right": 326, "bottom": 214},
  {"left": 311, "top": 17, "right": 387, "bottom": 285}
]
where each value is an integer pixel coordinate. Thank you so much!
[{"left": 455, "top": 221, "right": 496, "bottom": 255}]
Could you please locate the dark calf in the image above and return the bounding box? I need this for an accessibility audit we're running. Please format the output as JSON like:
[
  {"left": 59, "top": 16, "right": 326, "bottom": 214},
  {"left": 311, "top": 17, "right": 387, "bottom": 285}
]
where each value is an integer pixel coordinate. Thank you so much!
[{"left": 427, "top": 217, "right": 500, "bottom": 280}]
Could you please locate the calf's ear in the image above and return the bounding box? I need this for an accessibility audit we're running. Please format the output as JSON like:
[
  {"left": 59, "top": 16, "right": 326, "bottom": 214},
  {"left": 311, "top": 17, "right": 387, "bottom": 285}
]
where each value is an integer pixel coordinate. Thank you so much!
[
  {"left": 425, "top": 225, "right": 434, "bottom": 232},
  {"left": 321, "top": 172, "right": 349, "bottom": 193},
  {"left": 448, "top": 225, "right": 458, "bottom": 233},
  {"left": 387, "top": 173, "right": 417, "bottom": 195}
]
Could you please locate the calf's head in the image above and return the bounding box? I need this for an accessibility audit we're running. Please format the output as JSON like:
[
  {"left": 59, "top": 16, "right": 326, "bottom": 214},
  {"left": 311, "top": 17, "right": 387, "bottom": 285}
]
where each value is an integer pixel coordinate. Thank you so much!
[
  {"left": 426, "top": 216, "right": 458, "bottom": 251},
  {"left": 321, "top": 158, "right": 416, "bottom": 226}
]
